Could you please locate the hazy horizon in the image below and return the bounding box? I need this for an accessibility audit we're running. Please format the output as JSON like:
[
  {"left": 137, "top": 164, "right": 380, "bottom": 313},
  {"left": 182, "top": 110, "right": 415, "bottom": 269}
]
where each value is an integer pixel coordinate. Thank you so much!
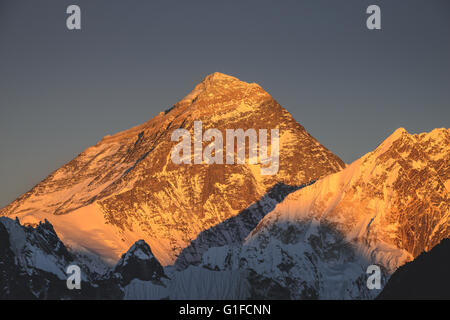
[{"left": 1, "top": 0, "right": 449, "bottom": 207}]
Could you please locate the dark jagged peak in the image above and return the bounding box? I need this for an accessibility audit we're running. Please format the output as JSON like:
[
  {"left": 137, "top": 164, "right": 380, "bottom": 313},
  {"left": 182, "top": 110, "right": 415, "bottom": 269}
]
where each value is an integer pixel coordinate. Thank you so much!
[
  {"left": 117, "top": 240, "right": 157, "bottom": 265},
  {"left": 112, "top": 240, "right": 166, "bottom": 286},
  {"left": 33, "top": 219, "right": 72, "bottom": 260},
  {"left": 0, "top": 217, "right": 85, "bottom": 299},
  {"left": 377, "top": 238, "right": 450, "bottom": 300},
  {"left": 0, "top": 217, "right": 73, "bottom": 274}
]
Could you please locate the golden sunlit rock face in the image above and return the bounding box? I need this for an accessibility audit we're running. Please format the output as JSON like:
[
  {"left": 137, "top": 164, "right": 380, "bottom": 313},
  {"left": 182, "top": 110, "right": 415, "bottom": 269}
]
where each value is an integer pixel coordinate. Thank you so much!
[
  {"left": 251, "top": 128, "right": 449, "bottom": 272},
  {"left": 191, "top": 128, "right": 448, "bottom": 299},
  {"left": 0, "top": 72, "right": 345, "bottom": 265}
]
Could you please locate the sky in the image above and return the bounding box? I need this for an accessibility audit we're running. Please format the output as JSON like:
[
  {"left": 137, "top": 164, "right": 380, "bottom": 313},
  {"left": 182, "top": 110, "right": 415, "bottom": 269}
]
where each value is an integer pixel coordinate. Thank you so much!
[{"left": 0, "top": 0, "right": 449, "bottom": 208}]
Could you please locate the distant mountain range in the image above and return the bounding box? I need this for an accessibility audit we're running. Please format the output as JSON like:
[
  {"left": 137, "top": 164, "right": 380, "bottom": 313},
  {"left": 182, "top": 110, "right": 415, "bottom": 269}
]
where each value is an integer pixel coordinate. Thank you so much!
[{"left": 0, "top": 73, "right": 448, "bottom": 299}]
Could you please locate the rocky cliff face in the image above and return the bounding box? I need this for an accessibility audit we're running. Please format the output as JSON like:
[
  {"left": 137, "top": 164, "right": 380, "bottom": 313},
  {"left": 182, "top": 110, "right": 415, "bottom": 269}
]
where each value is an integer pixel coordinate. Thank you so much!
[
  {"left": 254, "top": 127, "right": 449, "bottom": 265},
  {"left": 0, "top": 72, "right": 344, "bottom": 265},
  {"left": 197, "top": 128, "right": 449, "bottom": 299}
]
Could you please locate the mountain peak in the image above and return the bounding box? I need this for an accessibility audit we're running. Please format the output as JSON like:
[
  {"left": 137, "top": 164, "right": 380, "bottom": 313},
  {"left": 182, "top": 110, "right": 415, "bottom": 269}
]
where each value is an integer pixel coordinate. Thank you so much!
[
  {"left": 178, "top": 72, "right": 256, "bottom": 106},
  {"left": 383, "top": 127, "right": 449, "bottom": 144},
  {"left": 386, "top": 126, "right": 409, "bottom": 142},
  {"left": 120, "top": 240, "right": 155, "bottom": 262},
  {"left": 421, "top": 127, "right": 449, "bottom": 141},
  {"left": 375, "top": 127, "right": 410, "bottom": 153},
  {"left": 113, "top": 240, "right": 166, "bottom": 286},
  {"left": 202, "top": 72, "right": 240, "bottom": 84},
  {"left": 376, "top": 127, "right": 449, "bottom": 157},
  {"left": 392, "top": 127, "right": 408, "bottom": 137},
  {"left": 1, "top": 73, "right": 345, "bottom": 266}
]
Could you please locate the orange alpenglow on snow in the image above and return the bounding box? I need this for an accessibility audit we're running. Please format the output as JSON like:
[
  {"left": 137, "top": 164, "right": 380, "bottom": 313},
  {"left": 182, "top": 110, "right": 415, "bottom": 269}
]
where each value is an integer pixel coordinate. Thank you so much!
[{"left": 0, "top": 73, "right": 345, "bottom": 265}]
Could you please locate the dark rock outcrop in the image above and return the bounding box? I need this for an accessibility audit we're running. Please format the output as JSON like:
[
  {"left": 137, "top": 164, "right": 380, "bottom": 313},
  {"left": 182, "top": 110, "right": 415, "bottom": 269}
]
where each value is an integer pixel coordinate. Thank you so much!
[{"left": 377, "top": 238, "right": 450, "bottom": 300}]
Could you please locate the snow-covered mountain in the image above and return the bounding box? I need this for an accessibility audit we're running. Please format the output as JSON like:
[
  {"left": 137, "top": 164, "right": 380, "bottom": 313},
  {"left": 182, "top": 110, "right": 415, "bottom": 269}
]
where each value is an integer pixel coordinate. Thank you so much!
[
  {"left": 0, "top": 216, "right": 102, "bottom": 299},
  {"left": 99, "top": 127, "right": 450, "bottom": 300},
  {"left": 194, "top": 128, "right": 449, "bottom": 299},
  {"left": 0, "top": 218, "right": 279, "bottom": 300},
  {"left": 252, "top": 127, "right": 449, "bottom": 264},
  {"left": 0, "top": 72, "right": 447, "bottom": 300},
  {"left": 0, "top": 72, "right": 344, "bottom": 266}
]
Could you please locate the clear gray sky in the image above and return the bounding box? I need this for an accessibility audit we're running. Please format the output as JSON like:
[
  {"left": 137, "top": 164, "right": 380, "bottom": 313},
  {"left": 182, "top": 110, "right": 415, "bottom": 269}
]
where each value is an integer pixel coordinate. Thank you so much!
[{"left": 1, "top": 0, "right": 449, "bottom": 208}]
